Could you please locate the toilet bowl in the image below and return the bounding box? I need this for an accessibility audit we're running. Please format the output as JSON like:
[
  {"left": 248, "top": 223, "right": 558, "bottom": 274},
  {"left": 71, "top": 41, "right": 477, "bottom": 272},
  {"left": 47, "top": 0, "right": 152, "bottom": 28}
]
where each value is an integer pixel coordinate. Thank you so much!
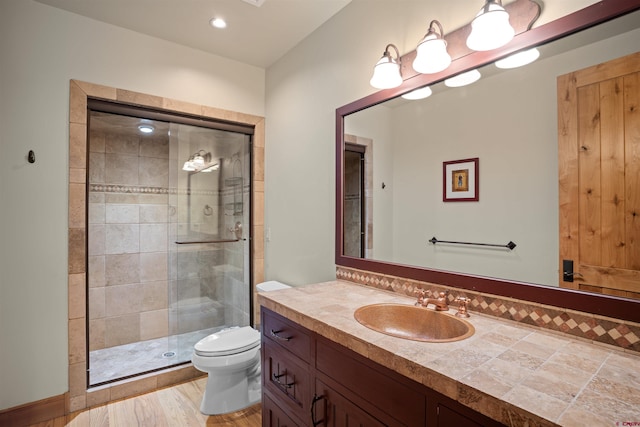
[{"left": 191, "top": 280, "right": 291, "bottom": 415}]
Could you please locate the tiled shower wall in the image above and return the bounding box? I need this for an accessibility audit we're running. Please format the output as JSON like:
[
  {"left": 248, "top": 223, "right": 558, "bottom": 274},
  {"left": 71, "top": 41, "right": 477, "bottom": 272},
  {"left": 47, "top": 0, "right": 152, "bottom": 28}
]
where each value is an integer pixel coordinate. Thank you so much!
[{"left": 88, "top": 128, "right": 171, "bottom": 350}]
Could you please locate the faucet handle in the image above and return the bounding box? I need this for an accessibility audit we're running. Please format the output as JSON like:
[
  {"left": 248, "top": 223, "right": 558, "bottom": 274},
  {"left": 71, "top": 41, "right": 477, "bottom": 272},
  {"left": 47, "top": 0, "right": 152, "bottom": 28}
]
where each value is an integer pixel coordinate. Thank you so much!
[
  {"left": 454, "top": 296, "right": 471, "bottom": 318},
  {"left": 414, "top": 288, "right": 428, "bottom": 306}
]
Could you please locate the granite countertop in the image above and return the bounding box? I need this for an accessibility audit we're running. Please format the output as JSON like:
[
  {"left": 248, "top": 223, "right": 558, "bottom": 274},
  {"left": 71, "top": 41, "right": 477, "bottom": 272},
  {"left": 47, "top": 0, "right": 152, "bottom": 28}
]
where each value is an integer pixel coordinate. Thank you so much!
[{"left": 258, "top": 280, "right": 640, "bottom": 427}]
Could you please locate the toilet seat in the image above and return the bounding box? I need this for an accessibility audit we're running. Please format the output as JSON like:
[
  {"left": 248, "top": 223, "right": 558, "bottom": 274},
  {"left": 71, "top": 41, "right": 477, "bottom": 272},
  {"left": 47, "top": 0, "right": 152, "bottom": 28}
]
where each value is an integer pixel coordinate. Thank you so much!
[{"left": 194, "top": 326, "right": 260, "bottom": 357}]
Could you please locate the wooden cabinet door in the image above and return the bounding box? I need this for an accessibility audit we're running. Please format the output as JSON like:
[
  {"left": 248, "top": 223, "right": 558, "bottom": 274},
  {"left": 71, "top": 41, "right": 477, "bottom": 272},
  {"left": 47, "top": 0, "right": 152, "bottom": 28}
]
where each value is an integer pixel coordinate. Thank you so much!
[
  {"left": 263, "top": 392, "right": 301, "bottom": 427},
  {"left": 263, "top": 338, "right": 312, "bottom": 421},
  {"left": 558, "top": 51, "right": 640, "bottom": 298},
  {"left": 313, "top": 380, "right": 386, "bottom": 427},
  {"left": 436, "top": 404, "right": 486, "bottom": 427}
]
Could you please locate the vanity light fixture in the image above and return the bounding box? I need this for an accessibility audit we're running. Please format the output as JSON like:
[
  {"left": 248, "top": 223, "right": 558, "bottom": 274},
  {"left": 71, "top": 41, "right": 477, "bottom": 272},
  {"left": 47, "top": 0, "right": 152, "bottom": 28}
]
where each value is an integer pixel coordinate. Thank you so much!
[
  {"left": 412, "top": 20, "right": 452, "bottom": 74},
  {"left": 370, "top": 44, "right": 403, "bottom": 89},
  {"left": 466, "top": 0, "right": 515, "bottom": 51},
  {"left": 138, "top": 124, "right": 155, "bottom": 134},
  {"left": 495, "top": 48, "right": 540, "bottom": 69},
  {"left": 444, "top": 69, "right": 481, "bottom": 87},
  {"left": 183, "top": 150, "right": 213, "bottom": 172},
  {"left": 401, "top": 86, "right": 433, "bottom": 100}
]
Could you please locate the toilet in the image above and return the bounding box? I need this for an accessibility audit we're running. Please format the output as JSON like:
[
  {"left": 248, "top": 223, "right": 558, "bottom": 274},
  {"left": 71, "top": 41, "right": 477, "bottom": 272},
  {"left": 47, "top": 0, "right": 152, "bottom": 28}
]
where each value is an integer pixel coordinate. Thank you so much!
[{"left": 191, "top": 280, "right": 291, "bottom": 415}]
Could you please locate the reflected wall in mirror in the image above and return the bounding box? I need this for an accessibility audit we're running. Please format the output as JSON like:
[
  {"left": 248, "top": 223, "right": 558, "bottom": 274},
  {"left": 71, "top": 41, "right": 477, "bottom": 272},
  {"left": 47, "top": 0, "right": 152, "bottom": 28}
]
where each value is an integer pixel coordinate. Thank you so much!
[{"left": 336, "top": 1, "right": 640, "bottom": 322}]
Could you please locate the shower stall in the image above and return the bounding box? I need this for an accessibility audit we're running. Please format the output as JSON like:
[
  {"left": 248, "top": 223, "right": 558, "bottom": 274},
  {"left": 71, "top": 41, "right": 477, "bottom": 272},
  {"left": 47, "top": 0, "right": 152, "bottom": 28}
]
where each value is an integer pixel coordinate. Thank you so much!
[{"left": 86, "top": 101, "right": 253, "bottom": 386}]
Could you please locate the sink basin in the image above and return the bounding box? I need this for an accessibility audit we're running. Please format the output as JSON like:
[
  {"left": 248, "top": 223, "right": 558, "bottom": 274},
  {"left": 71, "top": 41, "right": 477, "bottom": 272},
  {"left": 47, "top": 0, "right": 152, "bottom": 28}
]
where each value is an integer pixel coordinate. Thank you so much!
[{"left": 354, "top": 303, "right": 475, "bottom": 343}]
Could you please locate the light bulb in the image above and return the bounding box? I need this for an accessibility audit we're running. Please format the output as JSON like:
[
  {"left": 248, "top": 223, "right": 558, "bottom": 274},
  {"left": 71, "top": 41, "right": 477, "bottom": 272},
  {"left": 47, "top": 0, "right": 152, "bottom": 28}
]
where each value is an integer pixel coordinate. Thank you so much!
[
  {"left": 413, "top": 36, "right": 451, "bottom": 74},
  {"left": 192, "top": 155, "right": 205, "bottom": 168},
  {"left": 466, "top": 1, "right": 515, "bottom": 51}
]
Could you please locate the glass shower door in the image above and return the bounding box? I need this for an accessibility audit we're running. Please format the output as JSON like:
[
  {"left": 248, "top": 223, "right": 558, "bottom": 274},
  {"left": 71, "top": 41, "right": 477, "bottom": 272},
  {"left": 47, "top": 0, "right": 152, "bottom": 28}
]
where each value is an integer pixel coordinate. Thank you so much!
[
  {"left": 86, "top": 103, "right": 253, "bottom": 386},
  {"left": 168, "top": 123, "right": 252, "bottom": 364}
]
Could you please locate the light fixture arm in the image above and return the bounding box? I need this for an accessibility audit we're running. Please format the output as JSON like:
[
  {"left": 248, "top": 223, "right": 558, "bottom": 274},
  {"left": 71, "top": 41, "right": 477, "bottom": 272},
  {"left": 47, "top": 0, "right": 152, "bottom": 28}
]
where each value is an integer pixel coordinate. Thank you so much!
[
  {"left": 482, "top": 0, "right": 504, "bottom": 14},
  {"left": 425, "top": 19, "right": 444, "bottom": 40},
  {"left": 384, "top": 44, "right": 401, "bottom": 63}
]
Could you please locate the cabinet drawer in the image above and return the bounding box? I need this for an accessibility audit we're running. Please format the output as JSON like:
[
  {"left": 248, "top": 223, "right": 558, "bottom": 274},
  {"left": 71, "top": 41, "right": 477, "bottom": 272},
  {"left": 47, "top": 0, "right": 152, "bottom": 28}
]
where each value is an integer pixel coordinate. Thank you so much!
[
  {"left": 316, "top": 339, "right": 425, "bottom": 426},
  {"left": 262, "top": 309, "right": 312, "bottom": 361},
  {"left": 263, "top": 338, "right": 312, "bottom": 421}
]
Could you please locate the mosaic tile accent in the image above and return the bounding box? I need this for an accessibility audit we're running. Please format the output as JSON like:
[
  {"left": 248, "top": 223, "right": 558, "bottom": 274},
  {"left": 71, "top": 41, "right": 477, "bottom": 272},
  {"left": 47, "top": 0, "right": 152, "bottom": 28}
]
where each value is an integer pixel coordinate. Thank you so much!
[
  {"left": 336, "top": 266, "right": 640, "bottom": 354},
  {"left": 89, "top": 184, "right": 249, "bottom": 197},
  {"left": 90, "top": 184, "right": 173, "bottom": 194}
]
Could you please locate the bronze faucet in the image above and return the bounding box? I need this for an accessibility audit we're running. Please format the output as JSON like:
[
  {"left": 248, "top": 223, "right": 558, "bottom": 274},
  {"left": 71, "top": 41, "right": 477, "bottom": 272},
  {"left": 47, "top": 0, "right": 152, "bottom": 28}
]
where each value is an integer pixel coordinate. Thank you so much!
[{"left": 414, "top": 289, "right": 449, "bottom": 311}]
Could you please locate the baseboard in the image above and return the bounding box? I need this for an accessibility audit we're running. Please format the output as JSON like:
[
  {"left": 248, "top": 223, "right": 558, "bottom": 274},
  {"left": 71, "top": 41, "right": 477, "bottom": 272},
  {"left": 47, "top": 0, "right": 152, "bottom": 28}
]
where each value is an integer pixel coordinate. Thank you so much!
[{"left": 0, "top": 393, "right": 66, "bottom": 427}]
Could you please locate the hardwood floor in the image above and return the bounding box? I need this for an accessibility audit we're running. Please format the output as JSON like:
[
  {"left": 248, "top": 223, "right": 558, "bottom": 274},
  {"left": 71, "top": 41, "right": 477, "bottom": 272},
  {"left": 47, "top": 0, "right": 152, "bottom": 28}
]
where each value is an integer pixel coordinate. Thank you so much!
[{"left": 27, "top": 378, "right": 261, "bottom": 427}]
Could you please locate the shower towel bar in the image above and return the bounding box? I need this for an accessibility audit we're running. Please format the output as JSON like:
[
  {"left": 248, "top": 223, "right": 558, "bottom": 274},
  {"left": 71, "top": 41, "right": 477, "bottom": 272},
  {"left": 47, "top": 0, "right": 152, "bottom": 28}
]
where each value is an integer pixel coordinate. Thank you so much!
[
  {"left": 429, "top": 237, "right": 516, "bottom": 250},
  {"left": 176, "top": 238, "right": 240, "bottom": 244}
]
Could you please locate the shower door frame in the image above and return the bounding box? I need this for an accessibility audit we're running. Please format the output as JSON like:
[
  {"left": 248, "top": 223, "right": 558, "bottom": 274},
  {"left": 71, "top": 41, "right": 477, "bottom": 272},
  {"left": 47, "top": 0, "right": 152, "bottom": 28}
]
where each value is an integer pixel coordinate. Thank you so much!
[
  {"left": 85, "top": 100, "right": 255, "bottom": 387},
  {"left": 67, "top": 79, "right": 265, "bottom": 413}
]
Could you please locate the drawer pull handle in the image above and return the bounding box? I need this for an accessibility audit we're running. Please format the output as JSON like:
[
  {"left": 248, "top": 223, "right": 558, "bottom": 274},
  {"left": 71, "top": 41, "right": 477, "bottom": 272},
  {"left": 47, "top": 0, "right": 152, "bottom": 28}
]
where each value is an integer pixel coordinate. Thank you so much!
[
  {"left": 272, "top": 372, "right": 294, "bottom": 389},
  {"left": 311, "top": 394, "right": 325, "bottom": 426},
  {"left": 270, "top": 329, "right": 292, "bottom": 341}
]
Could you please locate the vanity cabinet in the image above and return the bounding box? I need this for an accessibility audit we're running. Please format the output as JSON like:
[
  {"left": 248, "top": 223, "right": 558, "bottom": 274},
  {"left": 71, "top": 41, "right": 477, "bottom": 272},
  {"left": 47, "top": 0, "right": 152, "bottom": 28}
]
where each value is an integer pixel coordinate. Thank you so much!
[{"left": 261, "top": 308, "right": 505, "bottom": 427}]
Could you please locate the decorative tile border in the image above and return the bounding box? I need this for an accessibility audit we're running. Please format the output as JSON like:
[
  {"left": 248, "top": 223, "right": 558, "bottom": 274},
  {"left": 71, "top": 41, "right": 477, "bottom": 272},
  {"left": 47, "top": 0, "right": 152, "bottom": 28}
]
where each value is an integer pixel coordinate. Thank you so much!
[
  {"left": 89, "top": 184, "right": 250, "bottom": 198},
  {"left": 336, "top": 266, "right": 640, "bottom": 354},
  {"left": 90, "top": 184, "right": 172, "bottom": 194}
]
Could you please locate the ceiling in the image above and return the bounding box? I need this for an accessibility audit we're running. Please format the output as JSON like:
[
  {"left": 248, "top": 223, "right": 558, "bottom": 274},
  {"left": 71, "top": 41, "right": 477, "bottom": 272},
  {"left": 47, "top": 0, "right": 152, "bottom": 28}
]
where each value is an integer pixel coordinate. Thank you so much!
[{"left": 34, "top": 0, "right": 352, "bottom": 68}]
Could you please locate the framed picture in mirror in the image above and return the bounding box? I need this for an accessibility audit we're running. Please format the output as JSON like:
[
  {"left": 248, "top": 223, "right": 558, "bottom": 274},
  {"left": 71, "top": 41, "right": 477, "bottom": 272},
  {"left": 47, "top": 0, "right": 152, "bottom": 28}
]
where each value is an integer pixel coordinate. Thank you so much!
[{"left": 443, "top": 157, "right": 479, "bottom": 202}]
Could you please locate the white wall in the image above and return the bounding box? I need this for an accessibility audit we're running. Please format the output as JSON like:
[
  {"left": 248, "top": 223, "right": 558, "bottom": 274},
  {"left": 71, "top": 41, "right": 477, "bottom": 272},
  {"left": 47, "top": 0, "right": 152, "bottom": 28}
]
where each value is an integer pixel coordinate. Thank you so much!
[
  {"left": 0, "top": 0, "right": 264, "bottom": 410},
  {"left": 263, "top": 0, "right": 599, "bottom": 286}
]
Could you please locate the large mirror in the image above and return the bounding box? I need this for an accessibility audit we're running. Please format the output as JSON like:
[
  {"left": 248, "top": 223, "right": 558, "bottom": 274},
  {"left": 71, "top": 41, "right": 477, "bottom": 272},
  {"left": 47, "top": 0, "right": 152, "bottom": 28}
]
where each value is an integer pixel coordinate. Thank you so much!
[{"left": 336, "top": 0, "right": 640, "bottom": 322}]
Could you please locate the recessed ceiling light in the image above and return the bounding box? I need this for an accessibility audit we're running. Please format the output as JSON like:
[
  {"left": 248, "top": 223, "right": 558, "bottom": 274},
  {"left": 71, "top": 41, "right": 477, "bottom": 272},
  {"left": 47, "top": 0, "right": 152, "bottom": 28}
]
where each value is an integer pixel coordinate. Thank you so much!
[
  {"left": 138, "top": 124, "right": 155, "bottom": 134},
  {"left": 210, "top": 17, "right": 227, "bottom": 29},
  {"left": 241, "top": 0, "right": 266, "bottom": 7}
]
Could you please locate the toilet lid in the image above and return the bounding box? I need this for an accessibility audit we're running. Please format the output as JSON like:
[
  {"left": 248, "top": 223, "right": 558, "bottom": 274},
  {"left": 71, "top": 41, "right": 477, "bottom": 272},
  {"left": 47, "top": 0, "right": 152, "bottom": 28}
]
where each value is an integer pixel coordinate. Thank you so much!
[{"left": 194, "top": 326, "right": 260, "bottom": 357}]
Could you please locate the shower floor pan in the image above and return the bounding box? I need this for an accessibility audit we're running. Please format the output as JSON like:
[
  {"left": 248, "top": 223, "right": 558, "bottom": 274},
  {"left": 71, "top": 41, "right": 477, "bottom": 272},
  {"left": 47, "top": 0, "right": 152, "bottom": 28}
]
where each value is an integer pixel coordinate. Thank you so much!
[{"left": 89, "top": 327, "right": 222, "bottom": 386}]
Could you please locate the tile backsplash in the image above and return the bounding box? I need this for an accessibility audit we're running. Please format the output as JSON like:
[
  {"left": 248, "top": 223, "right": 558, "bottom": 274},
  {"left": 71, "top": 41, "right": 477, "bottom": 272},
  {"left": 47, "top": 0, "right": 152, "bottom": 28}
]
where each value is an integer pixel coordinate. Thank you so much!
[{"left": 336, "top": 267, "right": 640, "bottom": 354}]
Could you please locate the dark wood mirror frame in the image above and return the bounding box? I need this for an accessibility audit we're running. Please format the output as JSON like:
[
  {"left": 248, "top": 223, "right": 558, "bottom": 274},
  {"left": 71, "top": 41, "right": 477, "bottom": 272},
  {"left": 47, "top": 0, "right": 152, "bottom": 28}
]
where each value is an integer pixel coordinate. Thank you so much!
[{"left": 336, "top": 0, "right": 640, "bottom": 323}]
